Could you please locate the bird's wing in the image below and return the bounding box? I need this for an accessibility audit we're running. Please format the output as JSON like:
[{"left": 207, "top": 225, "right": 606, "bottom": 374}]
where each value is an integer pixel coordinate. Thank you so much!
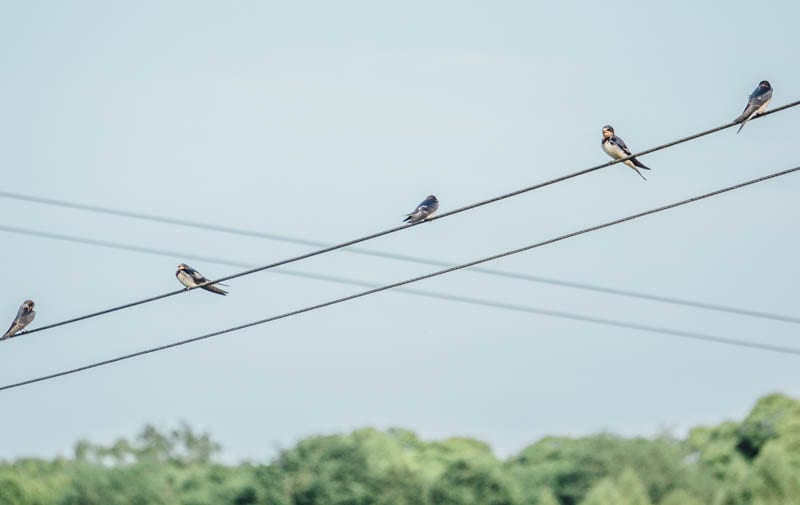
[
  {"left": 751, "top": 88, "right": 773, "bottom": 107},
  {"left": 424, "top": 199, "right": 439, "bottom": 212},
  {"left": 20, "top": 311, "right": 35, "bottom": 327},
  {"left": 2, "top": 323, "right": 19, "bottom": 339},
  {"left": 738, "top": 88, "right": 772, "bottom": 122},
  {"left": 613, "top": 136, "right": 633, "bottom": 156},
  {"left": 735, "top": 102, "right": 757, "bottom": 123},
  {"left": 186, "top": 268, "right": 208, "bottom": 283},
  {"left": 202, "top": 284, "right": 228, "bottom": 296},
  {"left": 2, "top": 316, "right": 27, "bottom": 338}
]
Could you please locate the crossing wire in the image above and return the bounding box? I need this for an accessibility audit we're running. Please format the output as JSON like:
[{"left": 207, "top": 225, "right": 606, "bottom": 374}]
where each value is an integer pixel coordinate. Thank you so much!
[
  {"left": 3, "top": 227, "right": 794, "bottom": 353},
  {"left": 6, "top": 100, "right": 800, "bottom": 337},
  {"left": 2, "top": 165, "right": 798, "bottom": 392},
  {"left": 1, "top": 223, "right": 799, "bottom": 329}
]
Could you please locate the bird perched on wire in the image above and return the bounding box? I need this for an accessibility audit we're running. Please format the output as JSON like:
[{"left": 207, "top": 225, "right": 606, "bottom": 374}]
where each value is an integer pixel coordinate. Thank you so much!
[
  {"left": 175, "top": 264, "right": 228, "bottom": 295},
  {"left": 2, "top": 300, "right": 36, "bottom": 340},
  {"left": 403, "top": 195, "right": 439, "bottom": 224},
  {"left": 601, "top": 125, "right": 652, "bottom": 181},
  {"left": 734, "top": 80, "right": 772, "bottom": 134}
]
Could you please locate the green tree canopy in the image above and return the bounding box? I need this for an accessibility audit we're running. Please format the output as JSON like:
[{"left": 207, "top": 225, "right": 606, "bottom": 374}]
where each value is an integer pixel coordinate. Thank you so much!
[{"left": 1, "top": 394, "right": 799, "bottom": 505}]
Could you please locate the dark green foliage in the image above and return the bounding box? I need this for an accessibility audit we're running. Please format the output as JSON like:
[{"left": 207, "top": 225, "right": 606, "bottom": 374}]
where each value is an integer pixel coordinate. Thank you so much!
[
  {"left": 1, "top": 394, "right": 799, "bottom": 505},
  {"left": 0, "top": 477, "right": 26, "bottom": 505},
  {"left": 429, "top": 459, "right": 518, "bottom": 505},
  {"left": 272, "top": 428, "right": 431, "bottom": 505},
  {"left": 509, "top": 434, "right": 688, "bottom": 505}
]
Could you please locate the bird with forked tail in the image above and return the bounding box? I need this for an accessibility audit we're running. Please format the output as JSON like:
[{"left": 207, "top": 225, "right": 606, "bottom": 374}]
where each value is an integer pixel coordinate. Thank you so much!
[
  {"left": 176, "top": 264, "right": 228, "bottom": 295},
  {"left": 601, "top": 125, "right": 652, "bottom": 181},
  {"left": 734, "top": 80, "right": 772, "bottom": 134}
]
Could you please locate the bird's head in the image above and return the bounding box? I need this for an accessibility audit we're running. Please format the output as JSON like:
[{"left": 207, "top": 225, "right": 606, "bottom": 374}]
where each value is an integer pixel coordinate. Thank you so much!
[
  {"left": 23, "top": 300, "right": 35, "bottom": 310},
  {"left": 177, "top": 264, "right": 188, "bottom": 272},
  {"left": 427, "top": 195, "right": 438, "bottom": 203},
  {"left": 602, "top": 125, "right": 615, "bottom": 138},
  {"left": 759, "top": 80, "right": 771, "bottom": 89}
]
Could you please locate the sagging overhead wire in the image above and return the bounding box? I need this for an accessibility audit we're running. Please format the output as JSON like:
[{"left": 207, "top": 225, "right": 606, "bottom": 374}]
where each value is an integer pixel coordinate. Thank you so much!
[
  {"left": 1, "top": 223, "right": 799, "bottom": 328},
  {"left": 3, "top": 225, "right": 794, "bottom": 352},
  {"left": 6, "top": 100, "right": 800, "bottom": 338},
  {"left": 1, "top": 99, "right": 797, "bottom": 241},
  {"left": 2, "top": 165, "right": 798, "bottom": 392}
]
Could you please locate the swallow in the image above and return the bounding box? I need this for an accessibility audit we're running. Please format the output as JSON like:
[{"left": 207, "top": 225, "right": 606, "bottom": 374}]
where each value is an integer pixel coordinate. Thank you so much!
[
  {"left": 403, "top": 195, "right": 439, "bottom": 224},
  {"left": 175, "top": 264, "right": 228, "bottom": 295},
  {"left": 734, "top": 80, "right": 772, "bottom": 134},
  {"left": 601, "top": 125, "right": 652, "bottom": 181},
  {"left": 2, "top": 300, "right": 36, "bottom": 340}
]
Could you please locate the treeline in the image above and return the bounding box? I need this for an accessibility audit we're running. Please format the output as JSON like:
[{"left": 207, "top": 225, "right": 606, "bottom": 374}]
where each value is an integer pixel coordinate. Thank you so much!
[{"left": 1, "top": 393, "right": 799, "bottom": 505}]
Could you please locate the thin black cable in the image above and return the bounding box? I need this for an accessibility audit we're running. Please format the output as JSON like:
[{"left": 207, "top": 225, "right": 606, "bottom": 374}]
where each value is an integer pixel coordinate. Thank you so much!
[
  {"left": 2, "top": 166, "right": 798, "bottom": 391},
  {"left": 7, "top": 101, "right": 800, "bottom": 337},
  {"left": 1, "top": 98, "right": 796, "bottom": 241},
  {"left": 0, "top": 191, "right": 325, "bottom": 249},
  {"left": 2, "top": 223, "right": 799, "bottom": 327},
  {"left": 2, "top": 229, "right": 788, "bottom": 351},
  {"left": 4, "top": 276, "right": 799, "bottom": 394}
]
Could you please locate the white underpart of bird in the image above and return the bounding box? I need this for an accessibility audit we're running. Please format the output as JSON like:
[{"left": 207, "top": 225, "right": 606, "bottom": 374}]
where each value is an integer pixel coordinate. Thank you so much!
[
  {"left": 601, "top": 134, "right": 650, "bottom": 181},
  {"left": 175, "top": 264, "right": 228, "bottom": 295}
]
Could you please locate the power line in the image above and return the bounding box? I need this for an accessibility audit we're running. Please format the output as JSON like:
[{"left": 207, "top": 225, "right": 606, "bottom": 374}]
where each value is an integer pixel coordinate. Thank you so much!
[
  {"left": 3, "top": 226, "right": 790, "bottom": 352},
  {"left": 4, "top": 276, "right": 799, "bottom": 394},
  {"left": 2, "top": 165, "right": 798, "bottom": 391},
  {"left": 2, "top": 222, "right": 799, "bottom": 330},
  {"left": 5, "top": 216, "right": 800, "bottom": 327},
  {"left": 5, "top": 101, "right": 800, "bottom": 337},
  {"left": 1, "top": 99, "right": 796, "bottom": 244}
]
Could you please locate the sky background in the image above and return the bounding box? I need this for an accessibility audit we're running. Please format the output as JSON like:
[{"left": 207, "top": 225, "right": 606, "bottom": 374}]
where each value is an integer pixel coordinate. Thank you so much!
[{"left": 0, "top": 0, "right": 798, "bottom": 462}]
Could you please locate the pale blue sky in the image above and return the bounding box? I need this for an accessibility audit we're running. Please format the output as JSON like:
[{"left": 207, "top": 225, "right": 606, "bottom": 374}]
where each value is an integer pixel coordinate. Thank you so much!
[{"left": 0, "top": 0, "right": 798, "bottom": 461}]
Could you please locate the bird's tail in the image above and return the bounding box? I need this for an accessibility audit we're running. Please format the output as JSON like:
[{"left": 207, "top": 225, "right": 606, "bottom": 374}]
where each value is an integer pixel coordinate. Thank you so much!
[
  {"left": 734, "top": 106, "right": 755, "bottom": 134},
  {"left": 632, "top": 157, "right": 651, "bottom": 170},
  {"left": 203, "top": 284, "right": 229, "bottom": 296},
  {"left": 736, "top": 120, "right": 748, "bottom": 134},
  {"left": 632, "top": 166, "right": 647, "bottom": 181},
  {"left": 2, "top": 324, "right": 19, "bottom": 340}
]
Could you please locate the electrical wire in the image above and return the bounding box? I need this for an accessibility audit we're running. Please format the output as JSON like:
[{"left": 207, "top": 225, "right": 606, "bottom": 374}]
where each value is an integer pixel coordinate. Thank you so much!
[
  {"left": 2, "top": 165, "right": 797, "bottom": 391},
  {"left": 1, "top": 99, "right": 796, "bottom": 244},
  {"left": 6, "top": 101, "right": 800, "bottom": 337},
  {"left": 2, "top": 223, "right": 799, "bottom": 328},
  {"left": 4, "top": 226, "right": 793, "bottom": 353}
]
